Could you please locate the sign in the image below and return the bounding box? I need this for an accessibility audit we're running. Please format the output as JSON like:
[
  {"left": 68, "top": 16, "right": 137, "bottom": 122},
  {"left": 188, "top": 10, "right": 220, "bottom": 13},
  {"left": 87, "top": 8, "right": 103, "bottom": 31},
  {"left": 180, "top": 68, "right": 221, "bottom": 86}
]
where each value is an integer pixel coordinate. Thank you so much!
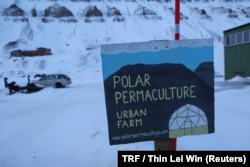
[{"left": 101, "top": 39, "right": 214, "bottom": 145}]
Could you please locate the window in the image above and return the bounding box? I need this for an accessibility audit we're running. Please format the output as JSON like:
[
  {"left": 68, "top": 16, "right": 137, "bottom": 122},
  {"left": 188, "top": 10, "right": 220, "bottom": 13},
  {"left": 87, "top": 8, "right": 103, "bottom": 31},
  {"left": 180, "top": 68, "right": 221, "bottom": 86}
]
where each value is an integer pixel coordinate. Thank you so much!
[
  {"left": 225, "top": 29, "right": 250, "bottom": 46},
  {"left": 225, "top": 36, "right": 230, "bottom": 46},
  {"left": 231, "top": 34, "right": 236, "bottom": 45},
  {"left": 237, "top": 32, "right": 242, "bottom": 44},
  {"left": 243, "top": 30, "right": 250, "bottom": 43}
]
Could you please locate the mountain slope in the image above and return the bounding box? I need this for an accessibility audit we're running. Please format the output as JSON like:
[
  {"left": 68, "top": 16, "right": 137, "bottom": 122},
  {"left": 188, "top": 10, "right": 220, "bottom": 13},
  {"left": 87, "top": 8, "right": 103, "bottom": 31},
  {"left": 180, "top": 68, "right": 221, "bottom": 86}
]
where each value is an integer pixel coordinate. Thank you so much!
[{"left": 0, "top": 0, "right": 249, "bottom": 78}]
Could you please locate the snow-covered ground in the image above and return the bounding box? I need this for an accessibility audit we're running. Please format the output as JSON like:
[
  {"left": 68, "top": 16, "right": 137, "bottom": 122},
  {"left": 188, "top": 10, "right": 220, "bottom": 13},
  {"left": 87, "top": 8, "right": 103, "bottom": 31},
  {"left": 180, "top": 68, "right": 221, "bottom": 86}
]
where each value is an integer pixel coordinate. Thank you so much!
[{"left": 0, "top": 0, "right": 250, "bottom": 166}]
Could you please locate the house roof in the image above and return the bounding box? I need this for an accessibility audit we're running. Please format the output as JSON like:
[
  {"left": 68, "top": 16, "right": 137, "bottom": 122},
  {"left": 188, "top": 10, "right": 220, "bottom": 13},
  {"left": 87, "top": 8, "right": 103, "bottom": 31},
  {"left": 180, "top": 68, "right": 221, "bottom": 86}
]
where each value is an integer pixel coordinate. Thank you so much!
[{"left": 224, "top": 22, "right": 250, "bottom": 33}]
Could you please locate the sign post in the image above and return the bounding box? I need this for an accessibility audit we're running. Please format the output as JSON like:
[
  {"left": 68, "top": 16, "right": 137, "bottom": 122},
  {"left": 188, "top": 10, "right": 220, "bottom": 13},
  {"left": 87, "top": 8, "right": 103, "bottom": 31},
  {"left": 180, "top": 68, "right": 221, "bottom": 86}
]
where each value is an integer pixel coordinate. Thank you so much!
[
  {"left": 175, "top": 0, "right": 180, "bottom": 40},
  {"left": 154, "top": 0, "right": 180, "bottom": 151},
  {"left": 172, "top": 0, "right": 180, "bottom": 151}
]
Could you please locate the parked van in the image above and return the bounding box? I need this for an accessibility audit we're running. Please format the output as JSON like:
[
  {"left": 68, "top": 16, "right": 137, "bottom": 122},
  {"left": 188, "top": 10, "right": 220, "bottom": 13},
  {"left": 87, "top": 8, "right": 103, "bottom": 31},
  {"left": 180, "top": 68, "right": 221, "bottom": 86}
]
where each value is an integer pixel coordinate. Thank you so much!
[{"left": 31, "top": 74, "right": 72, "bottom": 88}]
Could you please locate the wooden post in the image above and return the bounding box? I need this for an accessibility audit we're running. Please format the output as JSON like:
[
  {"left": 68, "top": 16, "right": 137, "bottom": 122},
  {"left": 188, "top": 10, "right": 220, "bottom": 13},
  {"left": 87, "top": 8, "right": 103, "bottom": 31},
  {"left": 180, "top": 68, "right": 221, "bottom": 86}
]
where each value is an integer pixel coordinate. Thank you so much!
[
  {"left": 154, "top": 139, "right": 176, "bottom": 151},
  {"left": 154, "top": 0, "right": 180, "bottom": 151}
]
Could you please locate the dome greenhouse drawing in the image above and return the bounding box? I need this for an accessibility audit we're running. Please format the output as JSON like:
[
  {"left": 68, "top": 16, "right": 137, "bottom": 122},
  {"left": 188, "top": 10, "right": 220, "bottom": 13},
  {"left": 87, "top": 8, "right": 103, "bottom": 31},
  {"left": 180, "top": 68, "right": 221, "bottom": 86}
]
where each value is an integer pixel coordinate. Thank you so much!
[{"left": 169, "top": 104, "right": 208, "bottom": 138}]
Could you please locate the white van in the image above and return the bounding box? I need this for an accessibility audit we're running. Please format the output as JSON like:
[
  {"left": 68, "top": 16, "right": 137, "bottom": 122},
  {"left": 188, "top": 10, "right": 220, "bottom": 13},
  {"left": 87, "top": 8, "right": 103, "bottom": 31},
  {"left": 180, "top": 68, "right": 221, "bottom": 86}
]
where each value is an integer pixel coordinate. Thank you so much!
[{"left": 31, "top": 74, "right": 72, "bottom": 88}]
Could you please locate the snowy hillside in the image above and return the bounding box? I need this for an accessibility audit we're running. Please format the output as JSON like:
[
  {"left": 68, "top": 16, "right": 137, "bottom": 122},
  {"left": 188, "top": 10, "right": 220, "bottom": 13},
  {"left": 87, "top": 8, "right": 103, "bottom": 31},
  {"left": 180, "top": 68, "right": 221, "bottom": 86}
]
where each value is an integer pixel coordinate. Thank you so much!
[
  {"left": 0, "top": 0, "right": 250, "bottom": 167},
  {"left": 0, "top": 0, "right": 249, "bottom": 77}
]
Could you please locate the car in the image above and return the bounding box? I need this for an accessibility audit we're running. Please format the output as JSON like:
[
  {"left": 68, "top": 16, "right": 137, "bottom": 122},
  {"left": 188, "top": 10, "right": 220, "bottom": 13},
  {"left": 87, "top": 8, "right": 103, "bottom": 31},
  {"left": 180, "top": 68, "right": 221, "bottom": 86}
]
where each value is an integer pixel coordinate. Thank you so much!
[{"left": 31, "top": 73, "right": 72, "bottom": 88}]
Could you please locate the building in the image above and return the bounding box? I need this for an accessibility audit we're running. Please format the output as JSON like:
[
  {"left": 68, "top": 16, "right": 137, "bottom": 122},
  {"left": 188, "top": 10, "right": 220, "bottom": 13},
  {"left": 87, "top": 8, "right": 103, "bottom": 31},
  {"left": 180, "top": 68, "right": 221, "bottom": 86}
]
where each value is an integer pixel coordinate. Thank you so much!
[{"left": 223, "top": 22, "right": 250, "bottom": 80}]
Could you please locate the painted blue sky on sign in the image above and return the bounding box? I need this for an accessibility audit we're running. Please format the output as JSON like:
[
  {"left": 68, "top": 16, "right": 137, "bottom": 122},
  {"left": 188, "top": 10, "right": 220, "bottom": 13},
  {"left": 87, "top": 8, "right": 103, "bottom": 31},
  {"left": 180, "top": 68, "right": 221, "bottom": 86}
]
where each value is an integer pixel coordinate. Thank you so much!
[{"left": 102, "top": 45, "right": 213, "bottom": 80}]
